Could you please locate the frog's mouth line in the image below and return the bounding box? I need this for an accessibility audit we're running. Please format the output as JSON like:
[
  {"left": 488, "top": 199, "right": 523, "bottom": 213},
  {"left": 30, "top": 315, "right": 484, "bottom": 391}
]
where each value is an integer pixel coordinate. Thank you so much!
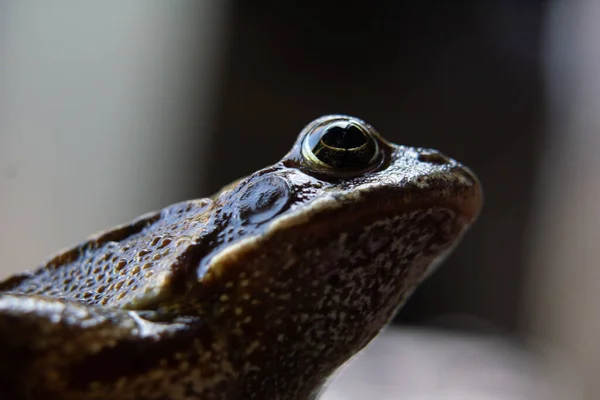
[
  {"left": 197, "top": 161, "right": 482, "bottom": 286},
  {"left": 267, "top": 179, "right": 482, "bottom": 237},
  {"left": 200, "top": 181, "right": 481, "bottom": 283}
]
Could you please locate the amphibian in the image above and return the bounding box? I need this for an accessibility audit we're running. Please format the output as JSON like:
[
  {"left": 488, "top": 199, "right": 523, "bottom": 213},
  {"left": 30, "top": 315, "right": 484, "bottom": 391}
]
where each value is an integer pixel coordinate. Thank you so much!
[{"left": 0, "top": 115, "right": 482, "bottom": 400}]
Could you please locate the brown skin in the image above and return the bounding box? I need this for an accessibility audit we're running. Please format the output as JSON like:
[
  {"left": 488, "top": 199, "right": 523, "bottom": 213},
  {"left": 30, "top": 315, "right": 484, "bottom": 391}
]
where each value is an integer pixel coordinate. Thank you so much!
[{"left": 0, "top": 115, "right": 482, "bottom": 400}]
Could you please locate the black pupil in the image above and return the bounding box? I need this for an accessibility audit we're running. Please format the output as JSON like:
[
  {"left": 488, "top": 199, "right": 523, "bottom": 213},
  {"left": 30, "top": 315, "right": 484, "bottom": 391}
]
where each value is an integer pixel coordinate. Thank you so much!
[{"left": 321, "top": 125, "right": 367, "bottom": 149}]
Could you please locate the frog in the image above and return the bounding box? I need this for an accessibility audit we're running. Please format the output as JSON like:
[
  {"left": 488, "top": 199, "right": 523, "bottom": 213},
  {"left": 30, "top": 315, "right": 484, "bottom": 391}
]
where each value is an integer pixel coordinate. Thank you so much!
[{"left": 0, "top": 115, "right": 482, "bottom": 400}]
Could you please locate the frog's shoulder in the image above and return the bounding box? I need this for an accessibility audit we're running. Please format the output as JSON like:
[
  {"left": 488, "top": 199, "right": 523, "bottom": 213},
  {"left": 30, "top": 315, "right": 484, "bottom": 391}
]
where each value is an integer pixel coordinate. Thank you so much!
[{"left": 0, "top": 199, "right": 214, "bottom": 310}]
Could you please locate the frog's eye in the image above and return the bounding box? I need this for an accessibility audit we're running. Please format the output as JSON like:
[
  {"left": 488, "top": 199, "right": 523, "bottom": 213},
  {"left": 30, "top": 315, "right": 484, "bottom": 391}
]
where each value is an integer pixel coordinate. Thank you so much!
[{"left": 301, "top": 120, "right": 382, "bottom": 175}]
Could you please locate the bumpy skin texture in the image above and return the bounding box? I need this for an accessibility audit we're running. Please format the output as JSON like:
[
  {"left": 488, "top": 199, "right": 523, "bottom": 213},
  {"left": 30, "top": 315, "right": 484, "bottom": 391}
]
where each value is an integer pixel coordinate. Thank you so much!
[{"left": 0, "top": 115, "right": 482, "bottom": 400}]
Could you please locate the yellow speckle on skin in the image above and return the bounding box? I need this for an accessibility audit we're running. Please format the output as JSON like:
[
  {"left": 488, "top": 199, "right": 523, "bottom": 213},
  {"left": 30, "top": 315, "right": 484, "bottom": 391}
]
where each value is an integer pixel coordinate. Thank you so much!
[
  {"left": 88, "top": 342, "right": 103, "bottom": 354},
  {"left": 220, "top": 294, "right": 229, "bottom": 302},
  {"left": 245, "top": 340, "right": 260, "bottom": 355},
  {"left": 179, "top": 361, "right": 190, "bottom": 372},
  {"left": 115, "top": 377, "right": 127, "bottom": 390},
  {"left": 44, "top": 369, "right": 60, "bottom": 383},
  {"left": 148, "top": 368, "right": 167, "bottom": 380},
  {"left": 240, "top": 280, "right": 249, "bottom": 287},
  {"left": 235, "top": 307, "right": 243, "bottom": 315},
  {"left": 63, "top": 343, "right": 75, "bottom": 355}
]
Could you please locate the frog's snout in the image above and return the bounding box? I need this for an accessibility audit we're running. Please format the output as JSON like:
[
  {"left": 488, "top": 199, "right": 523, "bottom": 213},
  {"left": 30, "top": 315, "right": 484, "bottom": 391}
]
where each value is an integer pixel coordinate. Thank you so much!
[{"left": 415, "top": 149, "right": 483, "bottom": 224}]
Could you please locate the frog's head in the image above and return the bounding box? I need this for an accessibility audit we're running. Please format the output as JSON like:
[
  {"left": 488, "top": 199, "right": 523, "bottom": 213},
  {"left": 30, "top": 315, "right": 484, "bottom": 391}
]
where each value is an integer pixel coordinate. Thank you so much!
[{"left": 200, "top": 115, "right": 482, "bottom": 398}]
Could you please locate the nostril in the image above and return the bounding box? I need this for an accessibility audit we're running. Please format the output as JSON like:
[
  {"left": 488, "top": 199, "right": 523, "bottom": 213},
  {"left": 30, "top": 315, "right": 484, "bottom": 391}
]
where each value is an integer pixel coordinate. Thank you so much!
[{"left": 417, "top": 151, "right": 451, "bottom": 165}]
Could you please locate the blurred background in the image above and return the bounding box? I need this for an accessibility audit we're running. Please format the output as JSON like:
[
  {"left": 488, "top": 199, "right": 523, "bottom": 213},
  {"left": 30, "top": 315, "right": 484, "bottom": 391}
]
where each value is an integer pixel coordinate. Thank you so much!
[{"left": 0, "top": 1, "right": 597, "bottom": 399}]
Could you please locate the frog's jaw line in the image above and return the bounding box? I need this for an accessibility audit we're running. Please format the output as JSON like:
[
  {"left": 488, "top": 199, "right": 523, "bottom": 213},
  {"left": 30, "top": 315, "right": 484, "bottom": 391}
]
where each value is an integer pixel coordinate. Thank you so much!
[
  {"left": 200, "top": 168, "right": 480, "bottom": 284},
  {"left": 266, "top": 187, "right": 479, "bottom": 239},
  {"left": 273, "top": 160, "right": 481, "bottom": 239},
  {"left": 197, "top": 234, "right": 262, "bottom": 280}
]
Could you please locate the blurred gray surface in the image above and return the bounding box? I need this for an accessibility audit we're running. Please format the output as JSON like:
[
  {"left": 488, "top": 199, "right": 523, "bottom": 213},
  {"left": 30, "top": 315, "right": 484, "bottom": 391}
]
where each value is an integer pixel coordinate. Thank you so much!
[
  {"left": 323, "top": 328, "right": 577, "bottom": 400},
  {"left": 524, "top": 1, "right": 600, "bottom": 399}
]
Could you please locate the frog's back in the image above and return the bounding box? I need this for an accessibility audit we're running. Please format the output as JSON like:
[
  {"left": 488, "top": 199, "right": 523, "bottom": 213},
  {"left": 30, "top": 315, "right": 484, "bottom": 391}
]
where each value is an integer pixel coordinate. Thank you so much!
[{"left": 0, "top": 199, "right": 213, "bottom": 309}]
